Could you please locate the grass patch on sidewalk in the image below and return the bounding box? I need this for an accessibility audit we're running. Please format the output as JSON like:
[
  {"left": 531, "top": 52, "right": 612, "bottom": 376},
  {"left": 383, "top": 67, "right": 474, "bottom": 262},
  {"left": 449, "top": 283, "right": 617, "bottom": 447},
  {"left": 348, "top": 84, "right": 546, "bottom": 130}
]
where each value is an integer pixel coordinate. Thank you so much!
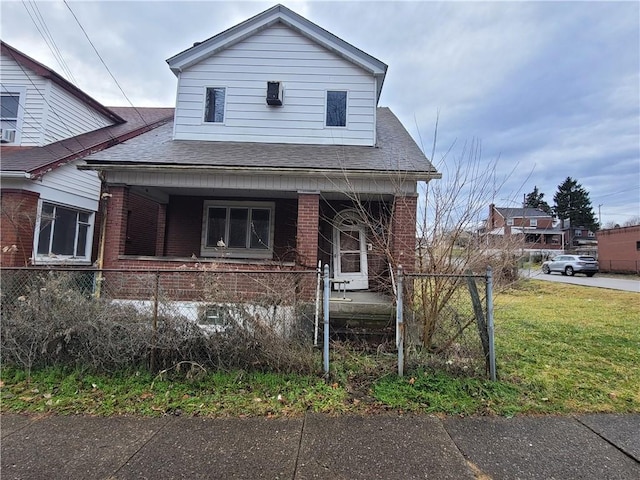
[{"left": 1, "top": 280, "right": 638, "bottom": 417}]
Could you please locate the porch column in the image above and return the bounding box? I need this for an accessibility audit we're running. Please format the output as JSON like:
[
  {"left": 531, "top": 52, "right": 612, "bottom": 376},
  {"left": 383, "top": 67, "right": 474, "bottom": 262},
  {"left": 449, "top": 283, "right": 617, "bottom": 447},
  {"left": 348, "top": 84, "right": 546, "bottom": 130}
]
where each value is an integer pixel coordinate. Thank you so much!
[
  {"left": 391, "top": 194, "right": 418, "bottom": 272},
  {"left": 155, "top": 203, "right": 167, "bottom": 256},
  {"left": 102, "top": 185, "right": 129, "bottom": 268},
  {"left": 296, "top": 191, "right": 320, "bottom": 268}
]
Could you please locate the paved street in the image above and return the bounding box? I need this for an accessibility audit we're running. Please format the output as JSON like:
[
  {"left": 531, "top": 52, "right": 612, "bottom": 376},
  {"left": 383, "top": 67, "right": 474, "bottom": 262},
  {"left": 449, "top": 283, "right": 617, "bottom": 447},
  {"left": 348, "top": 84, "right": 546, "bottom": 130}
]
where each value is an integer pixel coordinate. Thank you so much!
[
  {"left": 522, "top": 268, "right": 640, "bottom": 292},
  {"left": 1, "top": 413, "right": 639, "bottom": 479}
]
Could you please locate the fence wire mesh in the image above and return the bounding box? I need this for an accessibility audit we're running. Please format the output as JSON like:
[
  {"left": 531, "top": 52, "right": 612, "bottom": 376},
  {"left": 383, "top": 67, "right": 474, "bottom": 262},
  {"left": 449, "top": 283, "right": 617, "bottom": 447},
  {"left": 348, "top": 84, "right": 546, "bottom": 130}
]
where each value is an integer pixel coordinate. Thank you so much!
[
  {"left": 1, "top": 268, "right": 318, "bottom": 374},
  {"left": 401, "top": 273, "right": 491, "bottom": 377}
]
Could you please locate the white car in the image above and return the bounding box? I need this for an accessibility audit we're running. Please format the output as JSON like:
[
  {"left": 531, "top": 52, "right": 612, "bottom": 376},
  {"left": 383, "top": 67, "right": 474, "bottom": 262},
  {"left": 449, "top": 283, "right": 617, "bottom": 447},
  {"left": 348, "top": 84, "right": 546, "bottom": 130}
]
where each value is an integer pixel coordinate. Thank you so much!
[{"left": 541, "top": 255, "right": 598, "bottom": 277}]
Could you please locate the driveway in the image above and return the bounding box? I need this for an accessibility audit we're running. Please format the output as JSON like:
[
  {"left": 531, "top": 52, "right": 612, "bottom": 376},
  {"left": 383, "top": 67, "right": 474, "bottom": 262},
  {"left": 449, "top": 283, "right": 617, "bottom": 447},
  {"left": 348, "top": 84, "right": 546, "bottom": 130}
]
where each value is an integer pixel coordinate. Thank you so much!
[{"left": 522, "top": 268, "right": 640, "bottom": 293}]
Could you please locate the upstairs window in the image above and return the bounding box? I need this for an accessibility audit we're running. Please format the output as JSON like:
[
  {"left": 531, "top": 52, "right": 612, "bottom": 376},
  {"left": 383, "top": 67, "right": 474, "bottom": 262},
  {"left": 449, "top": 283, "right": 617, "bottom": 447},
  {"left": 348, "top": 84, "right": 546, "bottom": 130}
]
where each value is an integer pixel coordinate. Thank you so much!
[
  {"left": 204, "top": 87, "right": 226, "bottom": 123},
  {"left": 530, "top": 218, "right": 538, "bottom": 227},
  {"left": 574, "top": 229, "right": 582, "bottom": 237},
  {"left": 36, "top": 202, "right": 93, "bottom": 263},
  {"left": 201, "top": 201, "right": 274, "bottom": 259},
  {"left": 326, "top": 90, "right": 347, "bottom": 127},
  {"left": 506, "top": 218, "right": 514, "bottom": 226},
  {"left": 1, "top": 88, "right": 25, "bottom": 144}
]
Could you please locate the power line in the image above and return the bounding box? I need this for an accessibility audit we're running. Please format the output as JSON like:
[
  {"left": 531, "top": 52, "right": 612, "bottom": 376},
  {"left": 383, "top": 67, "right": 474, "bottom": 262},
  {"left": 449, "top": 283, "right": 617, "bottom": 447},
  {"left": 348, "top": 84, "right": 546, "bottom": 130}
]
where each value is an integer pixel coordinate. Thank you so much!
[{"left": 62, "top": 0, "right": 148, "bottom": 126}]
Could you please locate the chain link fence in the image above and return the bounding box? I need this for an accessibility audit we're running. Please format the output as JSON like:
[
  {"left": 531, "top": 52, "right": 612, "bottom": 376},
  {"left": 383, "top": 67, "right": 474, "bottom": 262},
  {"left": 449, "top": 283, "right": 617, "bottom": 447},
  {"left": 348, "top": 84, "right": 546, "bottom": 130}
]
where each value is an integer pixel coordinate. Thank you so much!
[
  {"left": 399, "top": 270, "right": 494, "bottom": 378},
  {"left": 0, "top": 267, "right": 319, "bottom": 374}
]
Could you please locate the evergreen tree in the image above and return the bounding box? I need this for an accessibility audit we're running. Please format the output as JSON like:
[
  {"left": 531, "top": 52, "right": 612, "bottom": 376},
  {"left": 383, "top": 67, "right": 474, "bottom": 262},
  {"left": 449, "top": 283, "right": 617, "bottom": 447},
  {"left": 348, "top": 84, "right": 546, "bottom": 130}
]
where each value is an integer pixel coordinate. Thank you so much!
[
  {"left": 524, "top": 186, "right": 552, "bottom": 214},
  {"left": 553, "top": 177, "right": 599, "bottom": 230}
]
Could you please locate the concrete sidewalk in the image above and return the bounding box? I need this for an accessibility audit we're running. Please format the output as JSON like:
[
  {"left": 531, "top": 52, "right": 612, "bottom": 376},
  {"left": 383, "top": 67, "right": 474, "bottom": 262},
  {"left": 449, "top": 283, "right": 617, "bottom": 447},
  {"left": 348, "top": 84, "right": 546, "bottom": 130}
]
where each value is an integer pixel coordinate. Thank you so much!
[{"left": 1, "top": 412, "right": 638, "bottom": 479}]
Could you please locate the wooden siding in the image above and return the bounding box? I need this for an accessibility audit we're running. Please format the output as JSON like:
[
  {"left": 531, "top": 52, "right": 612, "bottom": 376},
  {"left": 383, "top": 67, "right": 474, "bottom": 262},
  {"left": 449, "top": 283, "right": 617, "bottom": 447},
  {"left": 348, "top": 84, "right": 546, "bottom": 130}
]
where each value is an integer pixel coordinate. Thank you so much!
[
  {"left": 1, "top": 53, "right": 113, "bottom": 147},
  {"left": 173, "top": 24, "right": 376, "bottom": 146}
]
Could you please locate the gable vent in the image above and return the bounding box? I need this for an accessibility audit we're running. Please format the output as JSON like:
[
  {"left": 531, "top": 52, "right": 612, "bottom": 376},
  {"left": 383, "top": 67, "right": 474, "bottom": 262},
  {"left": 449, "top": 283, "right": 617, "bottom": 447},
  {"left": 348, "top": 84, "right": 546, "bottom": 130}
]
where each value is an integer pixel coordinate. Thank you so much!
[{"left": 266, "top": 81, "right": 283, "bottom": 106}]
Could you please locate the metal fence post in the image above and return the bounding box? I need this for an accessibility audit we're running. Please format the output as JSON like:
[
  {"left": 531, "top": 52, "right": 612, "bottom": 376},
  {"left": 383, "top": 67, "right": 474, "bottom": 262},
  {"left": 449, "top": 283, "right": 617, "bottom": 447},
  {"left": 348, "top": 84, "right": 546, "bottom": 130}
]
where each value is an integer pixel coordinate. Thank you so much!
[
  {"left": 323, "top": 264, "right": 330, "bottom": 376},
  {"left": 150, "top": 272, "right": 159, "bottom": 372},
  {"left": 486, "top": 266, "right": 496, "bottom": 381},
  {"left": 396, "top": 266, "right": 404, "bottom": 377}
]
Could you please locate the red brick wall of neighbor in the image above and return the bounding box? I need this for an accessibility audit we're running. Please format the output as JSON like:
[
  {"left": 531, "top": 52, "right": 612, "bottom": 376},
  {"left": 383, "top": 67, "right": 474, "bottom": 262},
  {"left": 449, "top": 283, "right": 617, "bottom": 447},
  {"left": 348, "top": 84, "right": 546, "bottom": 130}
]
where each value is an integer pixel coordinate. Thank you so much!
[
  {"left": 0, "top": 189, "right": 39, "bottom": 267},
  {"left": 597, "top": 225, "right": 640, "bottom": 273},
  {"left": 391, "top": 195, "right": 417, "bottom": 272}
]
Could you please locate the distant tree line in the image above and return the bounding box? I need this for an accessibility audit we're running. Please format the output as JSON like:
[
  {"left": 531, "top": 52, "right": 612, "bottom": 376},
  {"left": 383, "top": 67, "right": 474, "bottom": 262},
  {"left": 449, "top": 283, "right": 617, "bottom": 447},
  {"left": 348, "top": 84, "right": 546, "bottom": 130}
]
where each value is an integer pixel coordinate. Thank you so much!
[{"left": 524, "top": 177, "right": 599, "bottom": 231}]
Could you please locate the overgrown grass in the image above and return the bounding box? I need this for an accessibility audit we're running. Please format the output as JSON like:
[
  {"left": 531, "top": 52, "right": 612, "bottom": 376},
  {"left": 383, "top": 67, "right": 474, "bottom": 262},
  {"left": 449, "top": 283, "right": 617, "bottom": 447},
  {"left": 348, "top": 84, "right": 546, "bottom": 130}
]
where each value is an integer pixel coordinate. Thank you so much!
[{"left": 2, "top": 280, "right": 638, "bottom": 417}]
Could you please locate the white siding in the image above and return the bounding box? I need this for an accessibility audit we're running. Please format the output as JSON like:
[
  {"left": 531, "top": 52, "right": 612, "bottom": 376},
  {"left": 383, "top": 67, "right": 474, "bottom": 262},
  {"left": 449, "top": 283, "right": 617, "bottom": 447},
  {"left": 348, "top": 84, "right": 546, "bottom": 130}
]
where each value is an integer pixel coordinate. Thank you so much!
[
  {"left": 106, "top": 170, "right": 417, "bottom": 196},
  {"left": 1, "top": 54, "right": 47, "bottom": 146},
  {"left": 26, "top": 161, "right": 102, "bottom": 212},
  {"left": 44, "top": 82, "right": 113, "bottom": 144},
  {"left": 173, "top": 25, "right": 376, "bottom": 146},
  {"left": 1, "top": 53, "right": 114, "bottom": 147}
]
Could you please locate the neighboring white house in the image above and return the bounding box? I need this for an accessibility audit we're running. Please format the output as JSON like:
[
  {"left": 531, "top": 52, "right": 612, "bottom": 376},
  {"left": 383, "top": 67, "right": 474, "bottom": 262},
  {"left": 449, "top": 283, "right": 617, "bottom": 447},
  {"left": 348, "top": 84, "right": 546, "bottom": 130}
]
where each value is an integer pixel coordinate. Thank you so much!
[{"left": 0, "top": 41, "right": 173, "bottom": 267}]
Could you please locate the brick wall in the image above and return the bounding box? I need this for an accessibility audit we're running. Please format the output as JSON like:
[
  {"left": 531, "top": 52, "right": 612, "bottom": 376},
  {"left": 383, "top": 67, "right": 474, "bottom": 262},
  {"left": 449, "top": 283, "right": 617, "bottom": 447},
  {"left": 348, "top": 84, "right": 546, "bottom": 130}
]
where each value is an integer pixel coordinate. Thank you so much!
[
  {"left": 102, "top": 186, "right": 129, "bottom": 267},
  {"left": 391, "top": 195, "right": 417, "bottom": 272},
  {"left": 296, "top": 193, "right": 319, "bottom": 268},
  {"left": 597, "top": 225, "right": 640, "bottom": 273},
  {"left": 0, "top": 189, "right": 39, "bottom": 267}
]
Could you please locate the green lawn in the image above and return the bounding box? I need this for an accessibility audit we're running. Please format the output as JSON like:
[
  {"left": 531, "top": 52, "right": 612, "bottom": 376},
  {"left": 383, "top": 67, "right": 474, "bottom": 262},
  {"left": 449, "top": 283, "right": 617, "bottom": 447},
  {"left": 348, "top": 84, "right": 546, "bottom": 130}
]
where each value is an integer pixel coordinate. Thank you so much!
[{"left": 2, "top": 280, "right": 638, "bottom": 417}]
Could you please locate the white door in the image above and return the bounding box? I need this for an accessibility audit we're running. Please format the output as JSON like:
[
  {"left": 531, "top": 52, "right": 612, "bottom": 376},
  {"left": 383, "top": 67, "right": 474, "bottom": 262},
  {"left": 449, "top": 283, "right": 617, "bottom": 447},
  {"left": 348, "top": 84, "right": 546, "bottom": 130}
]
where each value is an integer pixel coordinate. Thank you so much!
[{"left": 333, "top": 212, "right": 369, "bottom": 290}]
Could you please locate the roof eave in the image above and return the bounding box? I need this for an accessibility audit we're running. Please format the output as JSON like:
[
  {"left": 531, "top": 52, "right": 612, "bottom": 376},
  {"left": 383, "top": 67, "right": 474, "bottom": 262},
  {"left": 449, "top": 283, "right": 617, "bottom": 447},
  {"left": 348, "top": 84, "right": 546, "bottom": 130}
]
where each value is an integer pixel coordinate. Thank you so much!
[{"left": 79, "top": 162, "right": 441, "bottom": 181}]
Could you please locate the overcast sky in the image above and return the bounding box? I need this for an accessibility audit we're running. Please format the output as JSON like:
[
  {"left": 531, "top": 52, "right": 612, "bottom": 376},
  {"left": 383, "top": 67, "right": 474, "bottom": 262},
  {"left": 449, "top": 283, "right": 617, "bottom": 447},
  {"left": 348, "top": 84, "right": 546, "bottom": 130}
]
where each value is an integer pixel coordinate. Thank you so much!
[{"left": 2, "top": 0, "right": 639, "bottom": 226}]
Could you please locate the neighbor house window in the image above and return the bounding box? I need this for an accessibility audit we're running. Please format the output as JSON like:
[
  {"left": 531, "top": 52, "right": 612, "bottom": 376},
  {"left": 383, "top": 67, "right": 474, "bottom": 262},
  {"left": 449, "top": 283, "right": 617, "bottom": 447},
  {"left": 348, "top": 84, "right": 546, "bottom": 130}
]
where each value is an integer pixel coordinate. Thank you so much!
[
  {"left": 574, "top": 229, "right": 582, "bottom": 237},
  {"left": 36, "top": 202, "right": 93, "bottom": 262},
  {"left": 326, "top": 90, "right": 347, "bottom": 127},
  {"left": 204, "top": 87, "right": 226, "bottom": 123},
  {"left": 201, "top": 201, "right": 274, "bottom": 259},
  {"left": 588, "top": 231, "right": 595, "bottom": 238},
  {"left": 529, "top": 218, "right": 538, "bottom": 227},
  {"left": 506, "top": 218, "right": 514, "bottom": 226},
  {"left": 1, "top": 87, "right": 25, "bottom": 144}
]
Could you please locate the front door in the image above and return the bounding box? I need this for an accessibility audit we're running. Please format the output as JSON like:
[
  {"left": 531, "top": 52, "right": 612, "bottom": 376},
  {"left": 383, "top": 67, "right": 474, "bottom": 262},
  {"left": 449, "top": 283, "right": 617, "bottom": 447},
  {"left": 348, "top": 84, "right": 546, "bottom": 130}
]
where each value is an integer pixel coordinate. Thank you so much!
[{"left": 333, "top": 211, "right": 369, "bottom": 290}]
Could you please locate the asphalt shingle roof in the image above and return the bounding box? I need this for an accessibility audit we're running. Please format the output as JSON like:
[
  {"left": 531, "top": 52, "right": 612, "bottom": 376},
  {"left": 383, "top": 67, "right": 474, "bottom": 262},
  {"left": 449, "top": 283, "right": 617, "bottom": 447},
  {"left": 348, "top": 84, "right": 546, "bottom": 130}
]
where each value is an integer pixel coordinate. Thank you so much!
[
  {"left": 84, "top": 107, "right": 437, "bottom": 176},
  {"left": 496, "top": 207, "right": 552, "bottom": 218},
  {"left": 1, "top": 107, "right": 174, "bottom": 174}
]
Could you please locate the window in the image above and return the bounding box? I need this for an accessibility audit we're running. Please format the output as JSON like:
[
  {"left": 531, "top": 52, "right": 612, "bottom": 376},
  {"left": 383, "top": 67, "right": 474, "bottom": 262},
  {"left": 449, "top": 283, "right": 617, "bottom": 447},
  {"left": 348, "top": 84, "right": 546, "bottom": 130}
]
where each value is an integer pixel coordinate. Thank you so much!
[
  {"left": 588, "top": 231, "right": 595, "bottom": 238},
  {"left": 204, "top": 87, "right": 226, "bottom": 123},
  {"left": 530, "top": 218, "right": 538, "bottom": 227},
  {"left": 574, "top": 229, "right": 582, "bottom": 237},
  {"left": 201, "top": 201, "right": 274, "bottom": 258},
  {"left": 1, "top": 87, "right": 25, "bottom": 143},
  {"left": 326, "top": 90, "right": 347, "bottom": 127},
  {"left": 636, "top": 241, "right": 640, "bottom": 251},
  {"left": 36, "top": 202, "right": 93, "bottom": 262},
  {"left": 506, "top": 218, "right": 514, "bottom": 226}
]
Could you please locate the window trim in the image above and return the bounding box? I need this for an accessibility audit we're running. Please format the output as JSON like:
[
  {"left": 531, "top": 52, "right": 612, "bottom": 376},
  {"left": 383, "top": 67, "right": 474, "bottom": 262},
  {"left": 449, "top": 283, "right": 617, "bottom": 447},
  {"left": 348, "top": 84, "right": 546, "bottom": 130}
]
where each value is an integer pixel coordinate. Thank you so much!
[
  {"left": 33, "top": 200, "right": 94, "bottom": 264},
  {"left": 203, "top": 86, "right": 227, "bottom": 124},
  {"left": 200, "top": 200, "right": 275, "bottom": 259},
  {"left": 1, "top": 86, "right": 26, "bottom": 144},
  {"left": 325, "top": 89, "right": 348, "bottom": 128}
]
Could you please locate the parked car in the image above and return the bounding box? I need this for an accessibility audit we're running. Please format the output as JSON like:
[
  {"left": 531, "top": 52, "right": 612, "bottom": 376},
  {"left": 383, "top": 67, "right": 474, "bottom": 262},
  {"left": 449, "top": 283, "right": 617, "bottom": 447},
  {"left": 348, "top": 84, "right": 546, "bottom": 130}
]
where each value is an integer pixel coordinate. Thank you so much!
[{"left": 541, "top": 255, "right": 598, "bottom": 277}]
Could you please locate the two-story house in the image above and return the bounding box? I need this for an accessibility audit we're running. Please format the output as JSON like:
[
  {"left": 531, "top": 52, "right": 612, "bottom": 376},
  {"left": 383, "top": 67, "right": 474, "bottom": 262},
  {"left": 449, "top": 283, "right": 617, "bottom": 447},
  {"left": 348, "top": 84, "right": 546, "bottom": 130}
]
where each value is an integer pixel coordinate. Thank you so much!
[
  {"left": 82, "top": 4, "right": 440, "bottom": 295},
  {"left": 0, "top": 41, "right": 173, "bottom": 267},
  {"left": 486, "top": 204, "right": 565, "bottom": 253}
]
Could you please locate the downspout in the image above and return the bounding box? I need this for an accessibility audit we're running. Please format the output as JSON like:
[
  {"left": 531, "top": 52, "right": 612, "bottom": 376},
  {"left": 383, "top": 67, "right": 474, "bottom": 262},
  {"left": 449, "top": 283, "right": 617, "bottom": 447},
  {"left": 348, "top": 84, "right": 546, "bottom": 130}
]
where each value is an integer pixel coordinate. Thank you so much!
[{"left": 94, "top": 173, "right": 109, "bottom": 298}]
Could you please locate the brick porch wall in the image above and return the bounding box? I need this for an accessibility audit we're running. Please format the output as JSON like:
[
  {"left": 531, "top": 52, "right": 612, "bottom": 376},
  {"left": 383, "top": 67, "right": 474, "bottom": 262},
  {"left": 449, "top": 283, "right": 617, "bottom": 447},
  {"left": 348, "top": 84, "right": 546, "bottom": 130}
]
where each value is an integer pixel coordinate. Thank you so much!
[
  {"left": 0, "top": 190, "right": 40, "bottom": 267},
  {"left": 391, "top": 195, "right": 417, "bottom": 272},
  {"left": 103, "top": 186, "right": 129, "bottom": 268},
  {"left": 296, "top": 192, "right": 319, "bottom": 269}
]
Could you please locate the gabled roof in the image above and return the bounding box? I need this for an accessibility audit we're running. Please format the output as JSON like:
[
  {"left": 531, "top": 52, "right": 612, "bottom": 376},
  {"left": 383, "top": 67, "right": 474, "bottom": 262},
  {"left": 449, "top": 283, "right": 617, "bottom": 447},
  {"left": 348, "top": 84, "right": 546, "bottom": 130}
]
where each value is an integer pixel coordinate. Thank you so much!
[
  {"left": 1, "top": 41, "right": 125, "bottom": 124},
  {"left": 166, "top": 4, "right": 388, "bottom": 101},
  {"left": 82, "top": 107, "right": 439, "bottom": 179},
  {"left": 496, "top": 207, "right": 552, "bottom": 219},
  {"left": 1, "top": 107, "right": 174, "bottom": 177}
]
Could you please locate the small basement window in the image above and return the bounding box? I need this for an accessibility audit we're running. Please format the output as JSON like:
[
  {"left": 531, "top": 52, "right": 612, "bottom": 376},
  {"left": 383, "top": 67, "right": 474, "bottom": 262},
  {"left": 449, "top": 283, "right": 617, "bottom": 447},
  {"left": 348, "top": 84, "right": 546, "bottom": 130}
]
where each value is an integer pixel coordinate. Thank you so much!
[{"left": 204, "top": 87, "right": 226, "bottom": 123}]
